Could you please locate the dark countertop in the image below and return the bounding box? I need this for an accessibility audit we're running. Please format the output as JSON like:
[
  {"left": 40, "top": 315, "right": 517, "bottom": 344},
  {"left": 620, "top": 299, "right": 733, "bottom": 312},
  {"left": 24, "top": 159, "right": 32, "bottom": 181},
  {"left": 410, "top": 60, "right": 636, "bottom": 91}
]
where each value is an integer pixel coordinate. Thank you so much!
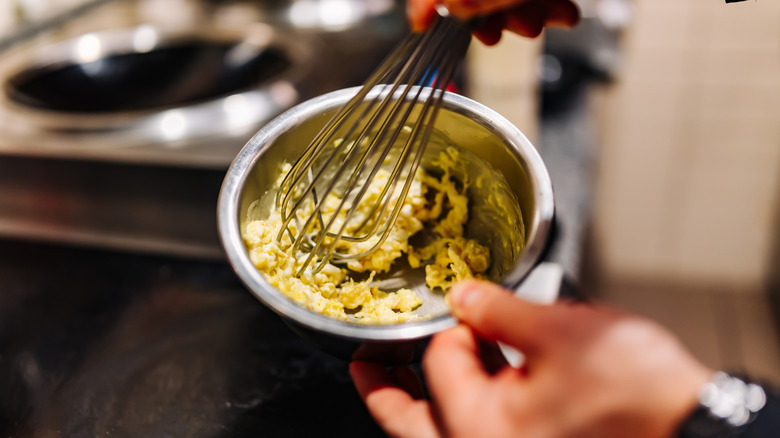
[{"left": 0, "top": 239, "right": 384, "bottom": 437}]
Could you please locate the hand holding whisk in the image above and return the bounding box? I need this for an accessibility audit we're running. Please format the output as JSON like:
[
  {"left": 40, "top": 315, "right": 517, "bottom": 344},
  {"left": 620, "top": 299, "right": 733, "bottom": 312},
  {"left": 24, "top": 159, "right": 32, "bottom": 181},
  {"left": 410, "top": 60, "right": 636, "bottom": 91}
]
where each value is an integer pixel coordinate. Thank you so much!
[{"left": 275, "top": 9, "right": 472, "bottom": 276}]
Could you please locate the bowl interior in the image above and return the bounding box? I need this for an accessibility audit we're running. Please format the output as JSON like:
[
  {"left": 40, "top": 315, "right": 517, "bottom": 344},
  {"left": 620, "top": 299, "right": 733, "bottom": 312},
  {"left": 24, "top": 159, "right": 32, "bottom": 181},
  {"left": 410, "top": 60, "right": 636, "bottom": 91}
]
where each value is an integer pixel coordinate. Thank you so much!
[{"left": 235, "top": 93, "right": 542, "bottom": 323}]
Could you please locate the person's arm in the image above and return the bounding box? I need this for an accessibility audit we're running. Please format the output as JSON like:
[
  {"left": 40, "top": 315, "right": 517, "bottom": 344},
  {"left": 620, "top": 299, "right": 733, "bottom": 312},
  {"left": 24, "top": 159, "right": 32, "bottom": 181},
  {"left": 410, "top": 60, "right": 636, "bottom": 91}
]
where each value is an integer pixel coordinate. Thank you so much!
[
  {"left": 351, "top": 279, "right": 715, "bottom": 438},
  {"left": 407, "top": 0, "right": 580, "bottom": 45}
]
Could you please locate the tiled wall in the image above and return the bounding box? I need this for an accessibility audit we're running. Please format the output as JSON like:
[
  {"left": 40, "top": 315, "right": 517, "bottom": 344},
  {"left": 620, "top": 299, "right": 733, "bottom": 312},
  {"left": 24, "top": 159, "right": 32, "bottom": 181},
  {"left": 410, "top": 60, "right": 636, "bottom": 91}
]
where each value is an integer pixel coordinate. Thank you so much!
[{"left": 592, "top": 0, "right": 780, "bottom": 289}]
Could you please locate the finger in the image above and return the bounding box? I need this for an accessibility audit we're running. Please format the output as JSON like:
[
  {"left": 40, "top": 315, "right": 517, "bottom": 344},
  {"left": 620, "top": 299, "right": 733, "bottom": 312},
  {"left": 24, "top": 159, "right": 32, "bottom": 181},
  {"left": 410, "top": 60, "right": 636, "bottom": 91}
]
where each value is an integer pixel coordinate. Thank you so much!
[
  {"left": 423, "top": 325, "right": 491, "bottom": 411},
  {"left": 449, "top": 279, "right": 557, "bottom": 353},
  {"left": 443, "top": 0, "right": 531, "bottom": 21},
  {"left": 473, "top": 27, "right": 503, "bottom": 46},
  {"left": 476, "top": 338, "right": 510, "bottom": 374},
  {"left": 407, "top": 0, "right": 438, "bottom": 32},
  {"left": 545, "top": 0, "right": 580, "bottom": 28},
  {"left": 503, "top": 2, "right": 547, "bottom": 38},
  {"left": 351, "top": 361, "right": 401, "bottom": 402},
  {"left": 391, "top": 366, "right": 426, "bottom": 400},
  {"left": 350, "top": 362, "right": 440, "bottom": 438},
  {"left": 473, "top": 14, "right": 505, "bottom": 46}
]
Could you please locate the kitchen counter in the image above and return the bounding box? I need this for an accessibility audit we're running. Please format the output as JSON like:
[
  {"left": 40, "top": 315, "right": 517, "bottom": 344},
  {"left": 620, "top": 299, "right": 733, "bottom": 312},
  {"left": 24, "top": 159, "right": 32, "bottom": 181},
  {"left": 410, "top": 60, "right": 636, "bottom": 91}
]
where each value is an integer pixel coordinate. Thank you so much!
[
  {"left": 0, "top": 2, "right": 600, "bottom": 433},
  {"left": 0, "top": 84, "right": 596, "bottom": 436},
  {"left": 0, "top": 0, "right": 407, "bottom": 260}
]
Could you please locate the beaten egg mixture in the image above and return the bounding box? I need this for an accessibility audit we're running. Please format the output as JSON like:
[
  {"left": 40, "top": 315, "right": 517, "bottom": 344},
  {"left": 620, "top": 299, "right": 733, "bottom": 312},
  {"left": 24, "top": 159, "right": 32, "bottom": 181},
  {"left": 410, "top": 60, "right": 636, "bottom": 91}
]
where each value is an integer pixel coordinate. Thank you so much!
[{"left": 242, "top": 148, "right": 490, "bottom": 324}]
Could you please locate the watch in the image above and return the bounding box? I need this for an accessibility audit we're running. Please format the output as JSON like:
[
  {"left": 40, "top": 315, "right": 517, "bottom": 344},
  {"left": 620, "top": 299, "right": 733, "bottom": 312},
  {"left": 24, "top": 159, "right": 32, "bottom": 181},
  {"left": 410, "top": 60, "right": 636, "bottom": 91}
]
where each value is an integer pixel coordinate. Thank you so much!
[{"left": 676, "top": 372, "right": 768, "bottom": 438}]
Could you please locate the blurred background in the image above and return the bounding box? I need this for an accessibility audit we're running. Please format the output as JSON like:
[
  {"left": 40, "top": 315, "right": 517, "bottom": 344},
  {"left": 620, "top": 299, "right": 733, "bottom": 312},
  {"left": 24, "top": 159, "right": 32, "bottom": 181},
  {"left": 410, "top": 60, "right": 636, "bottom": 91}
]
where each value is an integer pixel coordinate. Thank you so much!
[
  {"left": 1, "top": 0, "right": 779, "bottom": 434},
  {"left": 465, "top": 0, "right": 780, "bottom": 387},
  {"left": 584, "top": 0, "right": 780, "bottom": 386}
]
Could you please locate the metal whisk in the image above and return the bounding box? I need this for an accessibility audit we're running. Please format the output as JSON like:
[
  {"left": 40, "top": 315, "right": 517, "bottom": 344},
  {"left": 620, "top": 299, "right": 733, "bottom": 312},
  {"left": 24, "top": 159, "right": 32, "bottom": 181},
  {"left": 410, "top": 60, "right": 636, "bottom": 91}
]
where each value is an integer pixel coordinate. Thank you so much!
[{"left": 276, "top": 11, "right": 472, "bottom": 276}]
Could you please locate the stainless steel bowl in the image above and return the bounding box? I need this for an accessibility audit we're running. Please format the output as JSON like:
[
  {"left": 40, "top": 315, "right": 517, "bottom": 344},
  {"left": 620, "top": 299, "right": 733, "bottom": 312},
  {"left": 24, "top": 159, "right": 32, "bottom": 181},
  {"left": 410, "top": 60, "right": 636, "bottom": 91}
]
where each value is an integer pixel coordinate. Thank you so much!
[{"left": 218, "top": 87, "right": 555, "bottom": 363}]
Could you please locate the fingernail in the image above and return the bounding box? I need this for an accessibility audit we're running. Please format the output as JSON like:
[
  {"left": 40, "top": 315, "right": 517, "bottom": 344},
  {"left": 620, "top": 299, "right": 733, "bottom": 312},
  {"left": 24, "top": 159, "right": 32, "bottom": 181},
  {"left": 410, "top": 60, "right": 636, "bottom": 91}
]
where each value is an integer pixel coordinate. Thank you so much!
[{"left": 450, "top": 283, "right": 482, "bottom": 316}]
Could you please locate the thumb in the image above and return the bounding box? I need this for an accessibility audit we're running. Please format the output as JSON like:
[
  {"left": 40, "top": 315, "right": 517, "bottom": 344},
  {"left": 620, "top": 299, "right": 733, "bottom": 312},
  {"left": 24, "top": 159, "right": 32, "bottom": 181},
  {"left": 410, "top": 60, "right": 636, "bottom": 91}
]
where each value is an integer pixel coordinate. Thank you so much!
[
  {"left": 449, "top": 279, "right": 555, "bottom": 353},
  {"left": 442, "top": 0, "right": 527, "bottom": 20}
]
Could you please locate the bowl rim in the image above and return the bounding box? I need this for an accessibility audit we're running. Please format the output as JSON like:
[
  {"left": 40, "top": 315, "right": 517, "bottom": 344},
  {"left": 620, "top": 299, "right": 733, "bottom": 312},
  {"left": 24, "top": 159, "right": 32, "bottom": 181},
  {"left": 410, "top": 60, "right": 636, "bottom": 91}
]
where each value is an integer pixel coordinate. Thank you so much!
[{"left": 217, "top": 86, "right": 555, "bottom": 341}]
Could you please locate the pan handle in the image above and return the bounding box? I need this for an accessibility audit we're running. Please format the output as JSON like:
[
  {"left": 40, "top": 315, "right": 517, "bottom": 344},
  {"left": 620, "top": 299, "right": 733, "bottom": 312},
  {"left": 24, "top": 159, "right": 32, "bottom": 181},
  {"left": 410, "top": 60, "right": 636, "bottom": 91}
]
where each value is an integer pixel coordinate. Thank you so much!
[
  {"left": 499, "top": 205, "right": 585, "bottom": 367},
  {"left": 526, "top": 212, "right": 583, "bottom": 302},
  {"left": 499, "top": 209, "right": 586, "bottom": 367},
  {"left": 500, "top": 262, "right": 571, "bottom": 367}
]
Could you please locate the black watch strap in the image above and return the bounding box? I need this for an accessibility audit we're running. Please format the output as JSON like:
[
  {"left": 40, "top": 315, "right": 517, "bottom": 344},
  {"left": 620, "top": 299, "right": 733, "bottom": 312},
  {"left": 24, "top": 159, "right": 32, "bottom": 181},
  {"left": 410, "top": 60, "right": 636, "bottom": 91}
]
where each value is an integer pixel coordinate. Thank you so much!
[{"left": 676, "top": 372, "right": 780, "bottom": 438}]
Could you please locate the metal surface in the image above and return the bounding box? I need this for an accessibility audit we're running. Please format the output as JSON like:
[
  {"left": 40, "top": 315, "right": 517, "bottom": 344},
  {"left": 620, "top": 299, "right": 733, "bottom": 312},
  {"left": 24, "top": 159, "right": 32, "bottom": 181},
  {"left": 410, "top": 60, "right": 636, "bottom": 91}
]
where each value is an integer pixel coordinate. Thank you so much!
[
  {"left": 0, "top": 155, "right": 228, "bottom": 259},
  {"left": 236, "top": 0, "right": 398, "bottom": 33},
  {"left": 0, "top": 0, "right": 407, "bottom": 258},
  {"left": 218, "top": 87, "right": 555, "bottom": 360},
  {"left": 0, "top": 23, "right": 315, "bottom": 167},
  {"left": 0, "top": 0, "right": 407, "bottom": 170}
]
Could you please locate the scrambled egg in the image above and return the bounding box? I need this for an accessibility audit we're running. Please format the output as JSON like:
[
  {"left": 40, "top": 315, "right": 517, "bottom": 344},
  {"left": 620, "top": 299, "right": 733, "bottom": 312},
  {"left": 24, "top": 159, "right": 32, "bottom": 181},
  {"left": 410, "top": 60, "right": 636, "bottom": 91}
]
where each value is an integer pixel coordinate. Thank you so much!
[{"left": 242, "top": 148, "right": 491, "bottom": 324}]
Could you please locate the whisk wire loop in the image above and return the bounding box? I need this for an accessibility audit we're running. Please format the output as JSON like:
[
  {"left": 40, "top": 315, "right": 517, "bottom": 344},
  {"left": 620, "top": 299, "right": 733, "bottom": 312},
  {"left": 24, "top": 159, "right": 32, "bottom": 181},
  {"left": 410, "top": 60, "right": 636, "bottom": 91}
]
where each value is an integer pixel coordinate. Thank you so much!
[
  {"left": 276, "top": 15, "right": 472, "bottom": 276},
  {"left": 274, "top": 32, "right": 427, "bottom": 222}
]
